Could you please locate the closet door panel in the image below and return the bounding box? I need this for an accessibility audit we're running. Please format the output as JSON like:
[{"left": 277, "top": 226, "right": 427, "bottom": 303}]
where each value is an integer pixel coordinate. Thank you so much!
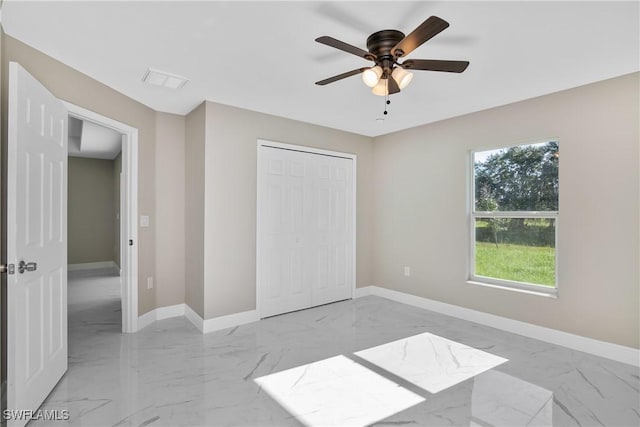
[
  {"left": 259, "top": 145, "right": 354, "bottom": 318},
  {"left": 311, "top": 155, "right": 353, "bottom": 306},
  {"left": 260, "top": 148, "right": 312, "bottom": 317}
]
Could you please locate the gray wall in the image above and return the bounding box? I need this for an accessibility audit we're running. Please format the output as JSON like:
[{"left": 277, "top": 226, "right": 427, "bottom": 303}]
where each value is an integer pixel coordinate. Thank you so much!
[
  {"left": 184, "top": 103, "right": 206, "bottom": 317},
  {"left": 201, "top": 101, "right": 374, "bottom": 319},
  {"left": 155, "top": 112, "right": 186, "bottom": 308},
  {"left": 371, "top": 72, "right": 639, "bottom": 348},
  {"left": 68, "top": 157, "right": 116, "bottom": 264}
]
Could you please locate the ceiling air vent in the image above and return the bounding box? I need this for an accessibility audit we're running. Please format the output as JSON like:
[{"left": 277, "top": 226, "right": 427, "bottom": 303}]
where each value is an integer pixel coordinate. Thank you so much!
[{"left": 142, "top": 68, "right": 188, "bottom": 89}]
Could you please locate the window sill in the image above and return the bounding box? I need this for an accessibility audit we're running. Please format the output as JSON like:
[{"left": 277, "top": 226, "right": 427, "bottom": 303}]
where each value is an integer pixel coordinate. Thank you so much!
[{"left": 466, "top": 280, "right": 558, "bottom": 299}]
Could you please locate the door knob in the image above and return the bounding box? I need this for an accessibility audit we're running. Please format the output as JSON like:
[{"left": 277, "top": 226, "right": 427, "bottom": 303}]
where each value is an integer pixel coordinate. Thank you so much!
[
  {"left": 0, "top": 264, "right": 15, "bottom": 274},
  {"left": 18, "top": 260, "right": 37, "bottom": 274}
]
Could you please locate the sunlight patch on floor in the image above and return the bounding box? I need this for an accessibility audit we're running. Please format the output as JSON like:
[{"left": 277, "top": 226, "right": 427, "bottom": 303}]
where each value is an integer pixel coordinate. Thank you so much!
[
  {"left": 255, "top": 355, "right": 425, "bottom": 427},
  {"left": 354, "top": 332, "right": 507, "bottom": 393}
]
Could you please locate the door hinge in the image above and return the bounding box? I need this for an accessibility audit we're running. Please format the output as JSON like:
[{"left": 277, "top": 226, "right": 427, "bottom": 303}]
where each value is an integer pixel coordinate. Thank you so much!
[
  {"left": 129, "top": 239, "right": 133, "bottom": 246},
  {"left": 1, "top": 264, "right": 15, "bottom": 275}
]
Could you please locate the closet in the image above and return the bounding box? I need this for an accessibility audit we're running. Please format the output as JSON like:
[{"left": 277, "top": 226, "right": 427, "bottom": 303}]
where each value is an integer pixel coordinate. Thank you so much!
[{"left": 257, "top": 143, "right": 355, "bottom": 318}]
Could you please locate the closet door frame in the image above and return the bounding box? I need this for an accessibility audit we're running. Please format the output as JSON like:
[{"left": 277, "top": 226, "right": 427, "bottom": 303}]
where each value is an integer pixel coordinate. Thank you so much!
[{"left": 256, "top": 139, "right": 357, "bottom": 319}]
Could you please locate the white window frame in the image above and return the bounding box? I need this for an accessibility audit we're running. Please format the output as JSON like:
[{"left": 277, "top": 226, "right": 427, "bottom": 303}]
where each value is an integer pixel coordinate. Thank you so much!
[{"left": 468, "top": 141, "right": 559, "bottom": 297}]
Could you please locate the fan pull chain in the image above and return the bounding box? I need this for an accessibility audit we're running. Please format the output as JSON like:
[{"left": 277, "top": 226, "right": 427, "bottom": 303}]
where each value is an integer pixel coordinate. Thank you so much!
[{"left": 383, "top": 79, "right": 391, "bottom": 115}]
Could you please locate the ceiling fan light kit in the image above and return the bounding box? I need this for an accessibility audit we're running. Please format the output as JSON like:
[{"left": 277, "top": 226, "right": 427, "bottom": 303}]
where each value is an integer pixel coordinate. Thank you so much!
[
  {"left": 315, "top": 15, "right": 469, "bottom": 113},
  {"left": 391, "top": 67, "right": 413, "bottom": 89},
  {"left": 371, "top": 78, "right": 389, "bottom": 96},
  {"left": 362, "top": 65, "right": 383, "bottom": 87}
]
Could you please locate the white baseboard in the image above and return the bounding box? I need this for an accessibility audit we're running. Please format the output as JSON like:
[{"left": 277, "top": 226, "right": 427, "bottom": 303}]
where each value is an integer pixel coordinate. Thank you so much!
[
  {"left": 353, "top": 286, "right": 372, "bottom": 298},
  {"left": 137, "top": 303, "right": 186, "bottom": 331},
  {"left": 202, "top": 310, "right": 259, "bottom": 334},
  {"left": 184, "top": 304, "right": 204, "bottom": 333},
  {"left": 156, "top": 304, "right": 186, "bottom": 320},
  {"left": 137, "top": 309, "right": 156, "bottom": 331},
  {"left": 68, "top": 261, "right": 117, "bottom": 271},
  {"left": 356, "top": 286, "right": 639, "bottom": 367},
  {"left": 183, "top": 304, "right": 258, "bottom": 334}
]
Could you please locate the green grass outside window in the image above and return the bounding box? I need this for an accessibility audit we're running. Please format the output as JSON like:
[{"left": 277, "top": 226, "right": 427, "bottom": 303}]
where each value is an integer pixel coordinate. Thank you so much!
[{"left": 475, "top": 242, "right": 555, "bottom": 287}]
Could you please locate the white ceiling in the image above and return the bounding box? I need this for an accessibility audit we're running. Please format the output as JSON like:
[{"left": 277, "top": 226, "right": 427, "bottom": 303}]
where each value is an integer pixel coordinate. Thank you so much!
[
  {"left": 68, "top": 116, "right": 122, "bottom": 160},
  {"left": 2, "top": 1, "right": 638, "bottom": 137}
]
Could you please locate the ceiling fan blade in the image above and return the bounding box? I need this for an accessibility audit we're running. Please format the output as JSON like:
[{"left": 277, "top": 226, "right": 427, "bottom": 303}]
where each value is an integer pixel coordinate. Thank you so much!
[
  {"left": 402, "top": 59, "right": 469, "bottom": 73},
  {"left": 391, "top": 16, "right": 449, "bottom": 58},
  {"left": 315, "top": 36, "right": 373, "bottom": 60},
  {"left": 387, "top": 77, "right": 401, "bottom": 94},
  {"left": 315, "top": 68, "right": 368, "bottom": 85}
]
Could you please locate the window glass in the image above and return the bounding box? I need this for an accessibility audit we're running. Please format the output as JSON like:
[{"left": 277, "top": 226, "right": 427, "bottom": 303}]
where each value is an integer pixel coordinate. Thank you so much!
[
  {"left": 474, "top": 142, "right": 559, "bottom": 212},
  {"left": 471, "top": 141, "right": 559, "bottom": 290},
  {"left": 474, "top": 218, "right": 556, "bottom": 287}
]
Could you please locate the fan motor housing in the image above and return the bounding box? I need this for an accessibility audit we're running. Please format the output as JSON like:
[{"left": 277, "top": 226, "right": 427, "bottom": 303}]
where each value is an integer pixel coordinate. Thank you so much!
[{"left": 366, "top": 30, "right": 405, "bottom": 58}]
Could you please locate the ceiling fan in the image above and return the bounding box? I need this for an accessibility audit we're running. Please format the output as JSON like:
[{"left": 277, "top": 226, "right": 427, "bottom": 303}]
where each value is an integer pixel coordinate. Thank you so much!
[{"left": 315, "top": 16, "right": 469, "bottom": 98}]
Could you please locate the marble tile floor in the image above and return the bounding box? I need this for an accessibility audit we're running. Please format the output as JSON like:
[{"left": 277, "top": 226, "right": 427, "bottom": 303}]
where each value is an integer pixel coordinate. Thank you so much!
[
  {"left": 35, "top": 273, "right": 639, "bottom": 426},
  {"left": 353, "top": 332, "right": 508, "bottom": 394}
]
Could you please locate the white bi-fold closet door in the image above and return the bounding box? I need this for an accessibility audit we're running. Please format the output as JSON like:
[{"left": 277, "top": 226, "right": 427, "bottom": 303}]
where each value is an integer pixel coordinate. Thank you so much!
[{"left": 258, "top": 143, "right": 354, "bottom": 318}]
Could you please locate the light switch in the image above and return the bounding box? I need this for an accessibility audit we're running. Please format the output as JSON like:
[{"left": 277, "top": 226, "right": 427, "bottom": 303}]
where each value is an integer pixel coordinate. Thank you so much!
[{"left": 140, "top": 215, "right": 150, "bottom": 227}]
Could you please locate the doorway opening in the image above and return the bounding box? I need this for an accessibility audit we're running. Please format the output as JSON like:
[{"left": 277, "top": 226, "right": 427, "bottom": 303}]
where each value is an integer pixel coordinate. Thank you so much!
[
  {"left": 67, "top": 116, "right": 123, "bottom": 334},
  {"left": 64, "top": 102, "right": 139, "bottom": 333}
]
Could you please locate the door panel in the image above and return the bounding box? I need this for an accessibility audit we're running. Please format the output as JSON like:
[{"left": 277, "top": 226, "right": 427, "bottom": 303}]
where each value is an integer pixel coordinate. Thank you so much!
[
  {"left": 311, "top": 155, "right": 353, "bottom": 306},
  {"left": 260, "top": 148, "right": 314, "bottom": 317},
  {"left": 259, "top": 146, "right": 353, "bottom": 318},
  {"left": 335, "top": 245, "right": 346, "bottom": 286},
  {"left": 7, "top": 62, "right": 68, "bottom": 426}
]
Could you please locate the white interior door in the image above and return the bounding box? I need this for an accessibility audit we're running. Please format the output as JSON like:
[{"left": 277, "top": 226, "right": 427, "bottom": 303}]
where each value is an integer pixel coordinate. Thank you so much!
[
  {"left": 310, "top": 154, "right": 353, "bottom": 306},
  {"left": 260, "top": 148, "right": 313, "bottom": 317},
  {"left": 259, "top": 145, "right": 354, "bottom": 318},
  {"left": 6, "top": 62, "right": 68, "bottom": 425}
]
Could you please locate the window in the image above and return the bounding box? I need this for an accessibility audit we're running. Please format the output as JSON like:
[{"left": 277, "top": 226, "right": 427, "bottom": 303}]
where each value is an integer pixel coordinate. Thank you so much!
[{"left": 470, "top": 141, "right": 559, "bottom": 294}]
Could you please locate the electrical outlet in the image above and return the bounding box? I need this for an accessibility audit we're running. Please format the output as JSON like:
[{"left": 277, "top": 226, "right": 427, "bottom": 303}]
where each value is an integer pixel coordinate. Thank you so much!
[
  {"left": 404, "top": 266, "right": 411, "bottom": 277},
  {"left": 140, "top": 215, "right": 150, "bottom": 227},
  {"left": 147, "top": 276, "right": 153, "bottom": 289}
]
